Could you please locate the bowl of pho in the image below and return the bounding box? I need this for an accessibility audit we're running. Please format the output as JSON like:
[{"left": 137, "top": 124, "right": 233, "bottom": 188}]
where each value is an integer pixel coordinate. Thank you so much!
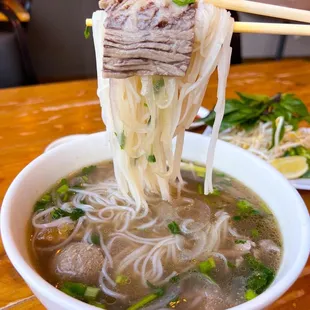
[{"left": 1, "top": 131, "right": 310, "bottom": 310}]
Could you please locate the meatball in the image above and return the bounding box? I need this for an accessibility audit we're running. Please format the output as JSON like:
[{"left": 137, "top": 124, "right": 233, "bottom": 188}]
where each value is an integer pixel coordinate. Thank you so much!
[{"left": 52, "top": 242, "right": 104, "bottom": 285}]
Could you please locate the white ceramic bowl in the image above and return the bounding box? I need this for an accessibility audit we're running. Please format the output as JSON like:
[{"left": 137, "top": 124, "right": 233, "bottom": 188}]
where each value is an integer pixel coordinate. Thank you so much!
[{"left": 1, "top": 132, "right": 310, "bottom": 310}]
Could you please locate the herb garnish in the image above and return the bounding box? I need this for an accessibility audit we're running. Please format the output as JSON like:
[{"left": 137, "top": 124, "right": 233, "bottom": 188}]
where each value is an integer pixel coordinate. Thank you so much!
[
  {"left": 200, "top": 92, "right": 310, "bottom": 134},
  {"left": 84, "top": 26, "right": 91, "bottom": 39},
  {"left": 147, "top": 155, "right": 156, "bottom": 163},
  {"left": 168, "top": 221, "right": 181, "bottom": 235},
  {"left": 51, "top": 207, "right": 85, "bottom": 221},
  {"left": 199, "top": 257, "right": 216, "bottom": 274},
  {"left": 91, "top": 233, "right": 100, "bottom": 245},
  {"left": 34, "top": 193, "right": 52, "bottom": 212},
  {"left": 244, "top": 254, "right": 275, "bottom": 295},
  {"left": 235, "top": 239, "right": 247, "bottom": 244},
  {"left": 153, "top": 77, "right": 165, "bottom": 93},
  {"left": 234, "top": 199, "right": 260, "bottom": 220}
]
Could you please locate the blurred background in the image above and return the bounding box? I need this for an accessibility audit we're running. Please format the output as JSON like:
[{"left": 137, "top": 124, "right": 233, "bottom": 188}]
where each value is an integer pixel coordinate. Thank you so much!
[{"left": 0, "top": 0, "right": 310, "bottom": 89}]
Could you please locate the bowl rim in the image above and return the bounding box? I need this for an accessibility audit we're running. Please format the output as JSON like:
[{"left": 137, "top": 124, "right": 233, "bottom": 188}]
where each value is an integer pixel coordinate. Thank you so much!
[{"left": 1, "top": 131, "right": 310, "bottom": 310}]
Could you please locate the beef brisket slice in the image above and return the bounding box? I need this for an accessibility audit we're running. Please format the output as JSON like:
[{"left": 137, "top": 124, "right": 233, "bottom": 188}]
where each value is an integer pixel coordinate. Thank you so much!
[{"left": 102, "top": 0, "right": 196, "bottom": 78}]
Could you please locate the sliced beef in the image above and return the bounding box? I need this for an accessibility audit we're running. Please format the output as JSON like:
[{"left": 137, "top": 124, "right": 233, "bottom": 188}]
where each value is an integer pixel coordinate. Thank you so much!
[{"left": 100, "top": 0, "right": 196, "bottom": 78}]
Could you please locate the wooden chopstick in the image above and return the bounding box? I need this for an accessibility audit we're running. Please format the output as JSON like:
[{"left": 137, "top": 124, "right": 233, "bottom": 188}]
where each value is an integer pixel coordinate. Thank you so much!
[
  {"left": 205, "top": 0, "right": 310, "bottom": 24},
  {"left": 85, "top": 19, "right": 310, "bottom": 36},
  {"left": 234, "top": 22, "right": 310, "bottom": 36}
]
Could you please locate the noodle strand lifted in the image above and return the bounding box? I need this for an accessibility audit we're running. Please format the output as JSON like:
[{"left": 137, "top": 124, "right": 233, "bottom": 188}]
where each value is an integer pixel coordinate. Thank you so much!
[{"left": 93, "top": 0, "right": 233, "bottom": 206}]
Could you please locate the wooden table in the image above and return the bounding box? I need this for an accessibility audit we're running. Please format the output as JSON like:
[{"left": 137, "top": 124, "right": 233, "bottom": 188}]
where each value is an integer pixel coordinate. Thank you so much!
[{"left": 0, "top": 59, "right": 309, "bottom": 309}]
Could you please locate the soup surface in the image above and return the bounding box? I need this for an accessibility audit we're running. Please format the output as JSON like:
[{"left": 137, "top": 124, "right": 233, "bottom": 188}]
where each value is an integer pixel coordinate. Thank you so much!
[{"left": 30, "top": 161, "right": 282, "bottom": 310}]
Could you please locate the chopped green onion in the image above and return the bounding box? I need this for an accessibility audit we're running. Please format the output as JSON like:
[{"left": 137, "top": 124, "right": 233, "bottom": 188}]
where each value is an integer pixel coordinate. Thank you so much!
[
  {"left": 41, "top": 193, "right": 52, "bottom": 203},
  {"left": 181, "top": 162, "right": 206, "bottom": 175},
  {"left": 84, "top": 286, "right": 100, "bottom": 301},
  {"left": 197, "top": 183, "right": 203, "bottom": 195},
  {"left": 82, "top": 165, "right": 96, "bottom": 175},
  {"left": 235, "top": 239, "right": 247, "bottom": 244},
  {"left": 233, "top": 215, "right": 242, "bottom": 221},
  {"left": 116, "top": 275, "right": 129, "bottom": 285},
  {"left": 84, "top": 26, "right": 91, "bottom": 39},
  {"left": 145, "top": 281, "right": 164, "bottom": 296},
  {"left": 169, "top": 275, "right": 180, "bottom": 284},
  {"left": 120, "top": 130, "right": 126, "bottom": 150},
  {"left": 215, "top": 171, "right": 225, "bottom": 177},
  {"left": 51, "top": 208, "right": 70, "bottom": 220},
  {"left": 88, "top": 301, "right": 106, "bottom": 309},
  {"left": 199, "top": 257, "right": 216, "bottom": 274},
  {"left": 34, "top": 201, "right": 47, "bottom": 212},
  {"left": 251, "top": 229, "right": 259, "bottom": 238},
  {"left": 147, "top": 155, "right": 156, "bottom": 163},
  {"left": 172, "top": 0, "right": 195, "bottom": 6},
  {"left": 197, "top": 171, "right": 205, "bottom": 178},
  {"left": 59, "top": 282, "right": 87, "bottom": 299},
  {"left": 91, "top": 233, "right": 100, "bottom": 245},
  {"left": 259, "top": 202, "right": 272, "bottom": 215},
  {"left": 244, "top": 289, "right": 257, "bottom": 301},
  {"left": 70, "top": 208, "right": 85, "bottom": 220},
  {"left": 34, "top": 193, "right": 53, "bottom": 212},
  {"left": 210, "top": 188, "right": 220, "bottom": 196},
  {"left": 153, "top": 77, "right": 164, "bottom": 94},
  {"left": 237, "top": 200, "right": 254, "bottom": 214},
  {"left": 82, "top": 175, "right": 89, "bottom": 182},
  {"left": 127, "top": 293, "right": 159, "bottom": 310},
  {"left": 235, "top": 199, "right": 260, "bottom": 219},
  {"left": 168, "top": 221, "right": 181, "bottom": 235},
  {"left": 144, "top": 103, "right": 148, "bottom": 107},
  {"left": 51, "top": 208, "right": 85, "bottom": 221},
  {"left": 244, "top": 254, "right": 275, "bottom": 295},
  {"left": 57, "top": 184, "right": 69, "bottom": 195},
  {"left": 227, "top": 261, "right": 236, "bottom": 269}
]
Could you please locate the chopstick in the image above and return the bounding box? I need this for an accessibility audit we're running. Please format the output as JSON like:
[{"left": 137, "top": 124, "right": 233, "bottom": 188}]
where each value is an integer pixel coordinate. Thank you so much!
[
  {"left": 234, "top": 22, "right": 310, "bottom": 36},
  {"left": 85, "top": 0, "right": 310, "bottom": 36},
  {"left": 85, "top": 19, "right": 310, "bottom": 36},
  {"left": 205, "top": 0, "right": 310, "bottom": 24}
]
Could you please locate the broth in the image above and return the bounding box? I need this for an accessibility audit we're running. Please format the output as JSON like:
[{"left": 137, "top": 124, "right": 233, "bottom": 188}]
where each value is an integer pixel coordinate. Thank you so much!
[{"left": 29, "top": 161, "right": 282, "bottom": 310}]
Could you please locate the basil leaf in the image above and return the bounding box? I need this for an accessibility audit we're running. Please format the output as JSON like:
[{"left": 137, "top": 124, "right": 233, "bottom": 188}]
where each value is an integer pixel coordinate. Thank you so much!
[
  {"left": 236, "top": 92, "right": 269, "bottom": 103},
  {"left": 280, "top": 94, "right": 308, "bottom": 117}
]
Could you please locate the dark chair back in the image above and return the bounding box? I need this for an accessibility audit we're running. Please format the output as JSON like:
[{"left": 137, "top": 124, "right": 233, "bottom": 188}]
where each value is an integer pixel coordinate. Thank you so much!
[
  {"left": 0, "top": 1, "right": 37, "bottom": 88},
  {"left": 27, "top": 0, "right": 98, "bottom": 83}
]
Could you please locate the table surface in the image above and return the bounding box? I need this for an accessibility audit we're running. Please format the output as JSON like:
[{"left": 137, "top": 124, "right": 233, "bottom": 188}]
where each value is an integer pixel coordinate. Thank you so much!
[{"left": 0, "top": 59, "right": 309, "bottom": 309}]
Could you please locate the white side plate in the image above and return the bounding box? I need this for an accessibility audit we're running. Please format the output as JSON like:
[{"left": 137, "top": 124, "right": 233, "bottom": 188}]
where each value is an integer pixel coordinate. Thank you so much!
[
  {"left": 190, "top": 107, "right": 210, "bottom": 129},
  {"left": 203, "top": 126, "right": 310, "bottom": 190}
]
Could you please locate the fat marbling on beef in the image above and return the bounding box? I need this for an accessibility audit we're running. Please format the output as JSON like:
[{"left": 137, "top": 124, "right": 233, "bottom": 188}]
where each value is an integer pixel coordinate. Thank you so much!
[{"left": 100, "top": 0, "right": 196, "bottom": 78}]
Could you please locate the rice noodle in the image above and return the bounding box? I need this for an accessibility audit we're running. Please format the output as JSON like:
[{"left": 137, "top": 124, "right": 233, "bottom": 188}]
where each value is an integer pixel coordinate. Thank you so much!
[{"left": 92, "top": 0, "right": 234, "bottom": 204}]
